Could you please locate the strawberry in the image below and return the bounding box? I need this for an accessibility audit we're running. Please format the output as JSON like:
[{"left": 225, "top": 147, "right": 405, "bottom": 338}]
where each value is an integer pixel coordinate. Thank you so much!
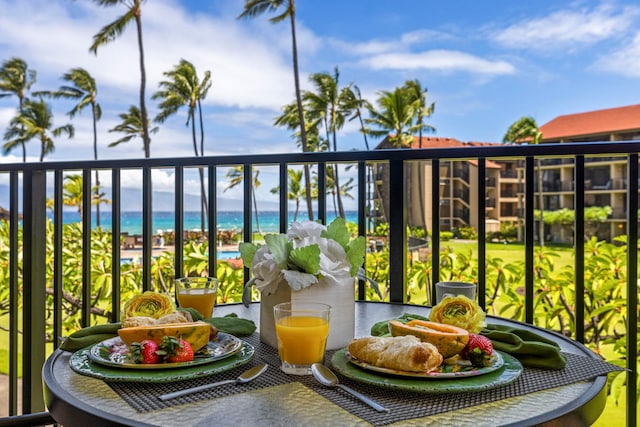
[
  {"left": 159, "top": 336, "right": 194, "bottom": 363},
  {"left": 130, "top": 340, "right": 160, "bottom": 364},
  {"left": 461, "top": 334, "right": 493, "bottom": 368}
]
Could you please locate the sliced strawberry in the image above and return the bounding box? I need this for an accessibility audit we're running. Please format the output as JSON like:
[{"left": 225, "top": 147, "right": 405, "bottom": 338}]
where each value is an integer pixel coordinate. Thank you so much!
[
  {"left": 461, "top": 334, "right": 493, "bottom": 367},
  {"left": 159, "top": 336, "right": 194, "bottom": 363},
  {"left": 130, "top": 340, "right": 160, "bottom": 364}
]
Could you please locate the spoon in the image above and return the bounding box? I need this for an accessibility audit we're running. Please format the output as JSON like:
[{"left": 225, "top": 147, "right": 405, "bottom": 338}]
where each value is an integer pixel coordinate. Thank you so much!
[
  {"left": 158, "top": 363, "right": 268, "bottom": 401},
  {"left": 311, "top": 363, "right": 389, "bottom": 412}
]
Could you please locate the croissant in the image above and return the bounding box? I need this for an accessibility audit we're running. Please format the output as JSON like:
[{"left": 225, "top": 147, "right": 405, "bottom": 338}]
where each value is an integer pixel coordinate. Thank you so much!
[{"left": 348, "top": 335, "right": 443, "bottom": 373}]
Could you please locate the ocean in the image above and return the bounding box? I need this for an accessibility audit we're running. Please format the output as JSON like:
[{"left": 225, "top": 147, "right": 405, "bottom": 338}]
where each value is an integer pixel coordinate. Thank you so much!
[{"left": 55, "top": 210, "right": 361, "bottom": 236}]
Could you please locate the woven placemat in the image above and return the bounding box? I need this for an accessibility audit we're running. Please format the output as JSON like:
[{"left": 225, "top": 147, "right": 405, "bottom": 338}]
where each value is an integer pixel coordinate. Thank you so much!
[{"left": 108, "top": 334, "right": 624, "bottom": 426}]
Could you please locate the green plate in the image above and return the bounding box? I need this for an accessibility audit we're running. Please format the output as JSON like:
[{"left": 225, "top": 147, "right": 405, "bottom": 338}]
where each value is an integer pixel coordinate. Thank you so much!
[
  {"left": 331, "top": 349, "right": 522, "bottom": 394},
  {"left": 70, "top": 341, "right": 254, "bottom": 383},
  {"left": 88, "top": 333, "right": 243, "bottom": 370}
]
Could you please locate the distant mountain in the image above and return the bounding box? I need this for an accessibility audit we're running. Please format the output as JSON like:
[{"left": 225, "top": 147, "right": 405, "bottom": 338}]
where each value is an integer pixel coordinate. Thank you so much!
[{"left": 0, "top": 185, "right": 281, "bottom": 212}]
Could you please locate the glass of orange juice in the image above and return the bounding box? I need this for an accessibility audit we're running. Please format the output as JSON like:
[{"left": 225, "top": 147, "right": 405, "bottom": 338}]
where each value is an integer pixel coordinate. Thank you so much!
[
  {"left": 175, "top": 277, "right": 218, "bottom": 318},
  {"left": 274, "top": 302, "right": 331, "bottom": 375}
]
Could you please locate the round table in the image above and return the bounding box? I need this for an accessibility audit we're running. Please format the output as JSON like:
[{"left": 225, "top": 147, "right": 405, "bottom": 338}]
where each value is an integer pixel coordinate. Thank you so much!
[{"left": 43, "top": 301, "right": 607, "bottom": 426}]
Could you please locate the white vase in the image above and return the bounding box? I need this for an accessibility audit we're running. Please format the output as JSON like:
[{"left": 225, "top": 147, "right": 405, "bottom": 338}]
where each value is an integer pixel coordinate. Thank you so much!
[{"left": 260, "top": 276, "right": 356, "bottom": 350}]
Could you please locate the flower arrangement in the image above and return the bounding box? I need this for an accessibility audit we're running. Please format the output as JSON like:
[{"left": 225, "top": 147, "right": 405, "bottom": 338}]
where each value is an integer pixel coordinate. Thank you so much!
[{"left": 239, "top": 217, "right": 367, "bottom": 296}]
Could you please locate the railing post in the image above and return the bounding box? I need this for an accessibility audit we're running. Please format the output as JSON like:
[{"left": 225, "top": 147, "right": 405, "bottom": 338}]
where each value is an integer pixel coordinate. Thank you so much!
[
  {"left": 388, "top": 159, "right": 406, "bottom": 303},
  {"left": 524, "top": 157, "right": 535, "bottom": 324},
  {"left": 142, "top": 167, "right": 152, "bottom": 291},
  {"left": 430, "top": 159, "right": 440, "bottom": 302},
  {"left": 22, "top": 169, "right": 47, "bottom": 413},
  {"left": 477, "top": 158, "right": 486, "bottom": 310},
  {"left": 626, "top": 153, "right": 638, "bottom": 425},
  {"left": 574, "top": 156, "right": 585, "bottom": 343}
]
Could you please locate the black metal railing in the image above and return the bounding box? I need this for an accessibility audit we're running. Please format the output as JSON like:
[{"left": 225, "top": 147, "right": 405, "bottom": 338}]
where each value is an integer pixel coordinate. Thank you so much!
[{"left": 2, "top": 140, "right": 639, "bottom": 425}]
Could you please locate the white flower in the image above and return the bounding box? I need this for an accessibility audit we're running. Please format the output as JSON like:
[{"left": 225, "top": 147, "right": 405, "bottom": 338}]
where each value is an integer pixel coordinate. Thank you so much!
[
  {"left": 251, "top": 246, "right": 284, "bottom": 294},
  {"left": 287, "top": 220, "right": 325, "bottom": 240},
  {"left": 282, "top": 270, "right": 318, "bottom": 291},
  {"left": 239, "top": 217, "right": 366, "bottom": 298}
]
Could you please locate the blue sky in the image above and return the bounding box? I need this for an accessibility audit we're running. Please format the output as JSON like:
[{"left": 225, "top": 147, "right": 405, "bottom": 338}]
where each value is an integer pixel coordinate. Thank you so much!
[{"left": 0, "top": 0, "right": 639, "bottom": 204}]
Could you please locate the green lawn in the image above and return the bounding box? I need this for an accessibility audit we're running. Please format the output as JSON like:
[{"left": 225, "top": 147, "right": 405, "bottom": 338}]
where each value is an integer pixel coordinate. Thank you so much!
[{"left": 441, "top": 240, "right": 574, "bottom": 267}]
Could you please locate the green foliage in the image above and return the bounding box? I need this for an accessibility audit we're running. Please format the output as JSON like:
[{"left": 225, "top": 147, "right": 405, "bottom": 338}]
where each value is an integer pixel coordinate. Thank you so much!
[
  {"left": 0, "top": 219, "right": 249, "bottom": 345},
  {"left": 452, "top": 226, "right": 478, "bottom": 240},
  {"left": 373, "top": 222, "right": 389, "bottom": 237},
  {"left": 440, "top": 231, "right": 453, "bottom": 241}
]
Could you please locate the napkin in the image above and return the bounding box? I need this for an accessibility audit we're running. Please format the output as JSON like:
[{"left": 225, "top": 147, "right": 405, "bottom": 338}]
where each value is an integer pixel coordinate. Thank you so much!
[
  {"left": 480, "top": 324, "right": 567, "bottom": 370},
  {"left": 59, "top": 314, "right": 257, "bottom": 352}
]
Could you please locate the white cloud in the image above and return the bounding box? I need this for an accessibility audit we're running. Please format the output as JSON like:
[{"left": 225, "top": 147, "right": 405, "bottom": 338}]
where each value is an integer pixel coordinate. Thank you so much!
[
  {"left": 592, "top": 32, "right": 640, "bottom": 77},
  {"left": 360, "top": 50, "right": 515, "bottom": 75},
  {"left": 330, "top": 29, "right": 452, "bottom": 56},
  {"left": 492, "top": 3, "right": 639, "bottom": 51},
  {"left": 0, "top": 0, "right": 299, "bottom": 111}
]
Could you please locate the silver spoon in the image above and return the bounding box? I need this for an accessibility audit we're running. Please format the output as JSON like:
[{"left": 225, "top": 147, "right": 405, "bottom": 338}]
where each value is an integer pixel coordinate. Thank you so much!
[
  {"left": 311, "top": 363, "right": 389, "bottom": 412},
  {"left": 159, "top": 363, "right": 268, "bottom": 401}
]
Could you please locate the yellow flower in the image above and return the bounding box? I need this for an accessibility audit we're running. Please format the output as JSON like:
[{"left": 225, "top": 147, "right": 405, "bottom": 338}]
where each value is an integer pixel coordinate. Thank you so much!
[
  {"left": 429, "top": 295, "right": 486, "bottom": 333},
  {"left": 122, "top": 291, "right": 175, "bottom": 319}
]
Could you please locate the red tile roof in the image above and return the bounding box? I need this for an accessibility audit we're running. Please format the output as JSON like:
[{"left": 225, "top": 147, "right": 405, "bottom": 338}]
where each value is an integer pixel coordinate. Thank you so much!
[
  {"left": 540, "top": 104, "right": 640, "bottom": 140},
  {"left": 408, "top": 136, "right": 465, "bottom": 148}
]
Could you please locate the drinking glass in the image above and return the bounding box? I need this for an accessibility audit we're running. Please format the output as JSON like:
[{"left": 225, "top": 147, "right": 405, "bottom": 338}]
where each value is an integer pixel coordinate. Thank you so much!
[
  {"left": 274, "top": 302, "right": 331, "bottom": 375},
  {"left": 175, "top": 277, "right": 218, "bottom": 318},
  {"left": 435, "top": 281, "right": 476, "bottom": 304}
]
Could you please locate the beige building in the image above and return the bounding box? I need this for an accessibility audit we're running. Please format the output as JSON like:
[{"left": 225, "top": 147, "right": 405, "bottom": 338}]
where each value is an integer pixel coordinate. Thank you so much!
[{"left": 373, "top": 104, "right": 640, "bottom": 243}]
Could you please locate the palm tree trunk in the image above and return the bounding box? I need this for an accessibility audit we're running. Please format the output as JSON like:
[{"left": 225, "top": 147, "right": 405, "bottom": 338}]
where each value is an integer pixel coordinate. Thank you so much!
[
  {"left": 197, "top": 100, "right": 209, "bottom": 222},
  {"left": 19, "top": 99, "right": 26, "bottom": 162},
  {"left": 287, "top": 3, "right": 313, "bottom": 220},
  {"left": 134, "top": 13, "right": 150, "bottom": 158},
  {"left": 189, "top": 110, "right": 206, "bottom": 234},
  {"left": 252, "top": 186, "right": 261, "bottom": 234}
]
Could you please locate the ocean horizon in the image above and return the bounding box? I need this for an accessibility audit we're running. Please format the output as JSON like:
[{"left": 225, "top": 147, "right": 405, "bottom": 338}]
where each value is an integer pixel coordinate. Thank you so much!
[{"left": 54, "top": 210, "right": 361, "bottom": 236}]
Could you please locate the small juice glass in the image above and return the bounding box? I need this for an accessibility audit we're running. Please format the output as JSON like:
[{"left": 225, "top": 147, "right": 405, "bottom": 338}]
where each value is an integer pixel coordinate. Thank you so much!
[
  {"left": 274, "top": 302, "right": 331, "bottom": 375},
  {"left": 175, "top": 277, "right": 218, "bottom": 318}
]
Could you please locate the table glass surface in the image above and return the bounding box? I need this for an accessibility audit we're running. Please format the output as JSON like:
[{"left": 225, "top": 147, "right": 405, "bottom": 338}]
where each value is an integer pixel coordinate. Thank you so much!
[{"left": 43, "top": 302, "right": 606, "bottom": 427}]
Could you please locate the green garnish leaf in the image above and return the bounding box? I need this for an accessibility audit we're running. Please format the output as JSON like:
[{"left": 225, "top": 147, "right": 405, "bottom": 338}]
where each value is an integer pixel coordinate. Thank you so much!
[{"left": 289, "top": 244, "right": 321, "bottom": 275}]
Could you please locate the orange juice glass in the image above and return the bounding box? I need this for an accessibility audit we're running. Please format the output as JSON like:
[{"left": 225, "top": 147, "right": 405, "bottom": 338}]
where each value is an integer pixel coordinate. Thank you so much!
[
  {"left": 175, "top": 277, "right": 218, "bottom": 318},
  {"left": 274, "top": 302, "right": 331, "bottom": 375}
]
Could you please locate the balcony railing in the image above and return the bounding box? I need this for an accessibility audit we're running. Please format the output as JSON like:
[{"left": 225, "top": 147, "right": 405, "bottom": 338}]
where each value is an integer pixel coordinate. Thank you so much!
[{"left": 2, "top": 140, "right": 639, "bottom": 425}]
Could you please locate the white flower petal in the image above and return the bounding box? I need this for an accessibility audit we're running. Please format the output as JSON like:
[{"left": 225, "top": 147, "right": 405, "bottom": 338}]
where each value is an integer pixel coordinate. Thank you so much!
[
  {"left": 287, "top": 221, "right": 326, "bottom": 240},
  {"left": 282, "top": 270, "right": 318, "bottom": 291}
]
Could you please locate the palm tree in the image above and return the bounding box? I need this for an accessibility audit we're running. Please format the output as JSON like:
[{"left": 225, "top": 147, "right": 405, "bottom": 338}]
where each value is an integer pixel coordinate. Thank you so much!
[
  {"left": 345, "top": 85, "right": 372, "bottom": 150},
  {"left": 319, "top": 166, "right": 355, "bottom": 217},
  {"left": 238, "top": 0, "right": 314, "bottom": 221},
  {"left": 43, "top": 68, "right": 104, "bottom": 224},
  {"left": 404, "top": 79, "right": 435, "bottom": 236},
  {"left": 270, "top": 168, "right": 305, "bottom": 221},
  {"left": 365, "top": 86, "right": 419, "bottom": 147},
  {"left": 225, "top": 166, "right": 263, "bottom": 233},
  {"left": 3, "top": 98, "right": 74, "bottom": 161},
  {"left": 61, "top": 174, "right": 111, "bottom": 221},
  {"left": 89, "top": 0, "right": 151, "bottom": 157},
  {"left": 343, "top": 84, "right": 377, "bottom": 231},
  {"left": 108, "top": 105, "right": 158, "bottom": 151},
  {"left": 153, "top": 59, "right": 212, "bottom": 234},
  {"left": 0, "top": 57, "right": 37, "bottom": 161},
  {"left": 503, "top": 116, "right": 545, "bottom": 246},
  {"left": 303, "top": 67, "right": 355, "bottom": 219}
]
